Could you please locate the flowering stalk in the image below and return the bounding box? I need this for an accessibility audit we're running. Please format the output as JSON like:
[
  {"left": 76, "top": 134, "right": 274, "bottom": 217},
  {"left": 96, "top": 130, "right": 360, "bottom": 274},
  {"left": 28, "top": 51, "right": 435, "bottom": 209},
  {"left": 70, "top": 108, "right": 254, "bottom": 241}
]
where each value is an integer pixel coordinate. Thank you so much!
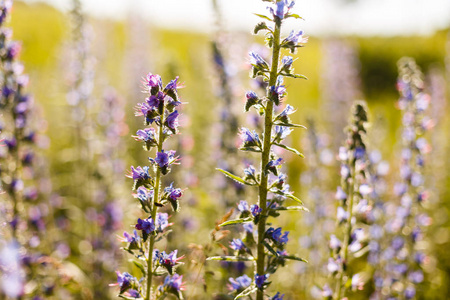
[
  {"left": 326, "top": 102, "right": 371, "bottom": 299},
  {"left": 208, "top": 1, "right": 308, "bottom": 299},
  {"left": 382, "top": 57, "right": 432, "bottom": 299},
  {"left": 113, "top": 73, "right": 185, "bottom": 300}
]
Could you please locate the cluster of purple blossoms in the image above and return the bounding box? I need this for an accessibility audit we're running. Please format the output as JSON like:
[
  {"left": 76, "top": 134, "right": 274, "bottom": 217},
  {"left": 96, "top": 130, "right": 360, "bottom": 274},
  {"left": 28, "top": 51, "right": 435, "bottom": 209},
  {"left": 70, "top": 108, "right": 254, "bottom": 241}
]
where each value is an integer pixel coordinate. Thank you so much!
[
  {"left": 380, "top": 58, "right": 432, "bottom": 299},
  {"left": 326, "top": 102, "right": 372, "bottom": 299},
  {"left": 114, "top": 73, "right": 185, "bottom": 300},
  {"left": 208, "top": 1, "right": 308, "bottom": 299}
]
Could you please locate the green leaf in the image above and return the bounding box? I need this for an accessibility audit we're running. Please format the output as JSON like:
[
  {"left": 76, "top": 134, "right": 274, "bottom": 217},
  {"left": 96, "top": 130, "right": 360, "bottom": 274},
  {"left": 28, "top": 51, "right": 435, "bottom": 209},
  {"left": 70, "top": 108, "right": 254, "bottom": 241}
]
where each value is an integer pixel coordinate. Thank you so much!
[
  {"left": 282, "top": 72, "right": 308, "bottom": 80},
  {"left": 239, "top": 146, "right": 262, "bottom": 153},
  {"left": 219, "top": 217, "right": 253, "bottom": 227},
  {"left": 273, "top": 122, "right": 307, "bottom": 129},
  {"left": 271, "top": 189, "right": 304, "bottom": 205},
  {"left": 283, "top": 255, "right": 308, "bottom": 263},
  {"left": 216, "top": 168, "right": 252, "bottom": 185},
  {"left": 262, "top": 240, "right": 278, "bottom": 257},
  {"left": 254, "top": 13, "right": 273, "bottom": 22},
  {"left": 130, "top": 259, "right": 146, "bottom": 276},
  {"left": 273, "top": 143, "right": 304, "bottom": 157},
  {"left": 286, "top": 13, "right": 304, "bottom": 20},
  {"left": 235, "top": 286, "right": 258, "bottom": 299},
  {"left": 275, "top": 206, "right": 309, "bottom": 212},
  {"left": 206, "top": 256, "right": 255, "bottom": 262}
]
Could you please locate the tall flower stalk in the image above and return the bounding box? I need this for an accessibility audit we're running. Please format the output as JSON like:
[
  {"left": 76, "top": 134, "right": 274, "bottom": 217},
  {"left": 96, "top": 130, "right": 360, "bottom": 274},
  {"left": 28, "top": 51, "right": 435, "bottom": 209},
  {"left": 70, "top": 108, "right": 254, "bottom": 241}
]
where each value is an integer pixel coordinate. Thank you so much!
[
  {"left": 382, "top": 57, "right": 432, "bottom": 299},
  {"left": 327, "top": 102, "right": 371, "bottom": 299},
  {"left": 208, "top": 1, "right": 308, "bottom": 299},
  {"left": 113, "top": 73, "right": 185, "bottom": 300}
]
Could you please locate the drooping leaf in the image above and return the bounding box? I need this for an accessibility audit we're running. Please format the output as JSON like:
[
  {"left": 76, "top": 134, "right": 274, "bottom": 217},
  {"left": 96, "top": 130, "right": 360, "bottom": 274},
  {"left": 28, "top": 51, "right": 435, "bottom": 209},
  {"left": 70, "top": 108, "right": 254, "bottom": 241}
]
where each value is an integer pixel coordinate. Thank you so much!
[{"left": 286, "top": 13, "right": 304, "bottom": 20}]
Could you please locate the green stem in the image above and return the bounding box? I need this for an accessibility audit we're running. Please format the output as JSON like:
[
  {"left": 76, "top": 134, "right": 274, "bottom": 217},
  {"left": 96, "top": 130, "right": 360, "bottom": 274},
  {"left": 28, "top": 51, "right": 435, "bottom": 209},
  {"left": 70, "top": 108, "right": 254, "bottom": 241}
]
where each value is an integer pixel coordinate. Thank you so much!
[
  {"left": 146, "top": 106, "right": 165, "bottom": 300},
  {"left": 335, "top": 160, "right": 356, "bottom": 300},
  {"left": 256, "top": 18, "right": 282, "bottom": 300}
]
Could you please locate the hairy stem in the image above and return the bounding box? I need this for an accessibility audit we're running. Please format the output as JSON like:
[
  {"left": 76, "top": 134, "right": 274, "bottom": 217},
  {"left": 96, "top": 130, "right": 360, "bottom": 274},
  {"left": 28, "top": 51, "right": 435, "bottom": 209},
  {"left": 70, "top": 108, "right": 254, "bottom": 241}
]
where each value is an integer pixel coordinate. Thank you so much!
[
  {"left": 256, "top": 18, "right": 282, "bottom": 300},
  {"left": 146, "top": 106, "right": 165, "bottom": 300}
]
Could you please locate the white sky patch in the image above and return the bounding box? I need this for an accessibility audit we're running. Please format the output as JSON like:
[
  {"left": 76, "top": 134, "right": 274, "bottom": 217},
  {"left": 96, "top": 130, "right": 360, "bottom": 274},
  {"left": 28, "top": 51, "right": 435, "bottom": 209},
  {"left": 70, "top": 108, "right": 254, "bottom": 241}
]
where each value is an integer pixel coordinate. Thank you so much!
[{"left": 22, "top": 0, "right": 450, "bottom": 36}]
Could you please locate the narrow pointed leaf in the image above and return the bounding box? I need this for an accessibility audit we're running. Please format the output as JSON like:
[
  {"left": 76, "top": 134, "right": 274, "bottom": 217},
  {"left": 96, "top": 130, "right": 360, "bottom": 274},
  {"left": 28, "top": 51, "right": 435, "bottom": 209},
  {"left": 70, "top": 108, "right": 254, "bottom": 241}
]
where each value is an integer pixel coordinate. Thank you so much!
[
  {"left": 254, "top": 13, "right": 273, "bottom": 22},
  {"left": 273, "top": 122, "right": 307, "bottom": 129},
  {"left": 283, "top": 255, "right": 308, "bottom": 263},
  {"left": 216, "top": 168, "right": 251, "bottom": 185},
  {"left": 286, "top": 13, "right": 304, "bottom": 20},
  {"left": 219, "top": 217, "right": 253, "bottom": 227},
  {"left": 130, "top": 260, "right": 146, "bottom": 276},
  {"left": 262, "top": 240, "right": 278, "bottom": 257},
  {"left": 275, "top": 206, "right": 309, "bottom": 212},
  {"left": 206, "top": 256, "right": 255, "bottom": 262},
  {"left": 273, "top": 143, "right": 304, "bottom": 157}
]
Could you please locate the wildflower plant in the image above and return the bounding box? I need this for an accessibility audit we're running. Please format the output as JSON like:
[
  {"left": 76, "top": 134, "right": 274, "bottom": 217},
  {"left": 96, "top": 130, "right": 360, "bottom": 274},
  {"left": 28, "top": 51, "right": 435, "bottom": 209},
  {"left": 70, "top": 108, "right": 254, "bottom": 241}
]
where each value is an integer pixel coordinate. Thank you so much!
[
  {"left": 381, "top": 57, "right": 432, "bottom": 299},
  {"left": 113, "top": 73, "right": 185, "bottom": 300},
  {"left": 208, "top": 1, "right": 308, "bottom": 299},
  {"left": 326, "top": 102, "right": 371, "bottom": 299}
]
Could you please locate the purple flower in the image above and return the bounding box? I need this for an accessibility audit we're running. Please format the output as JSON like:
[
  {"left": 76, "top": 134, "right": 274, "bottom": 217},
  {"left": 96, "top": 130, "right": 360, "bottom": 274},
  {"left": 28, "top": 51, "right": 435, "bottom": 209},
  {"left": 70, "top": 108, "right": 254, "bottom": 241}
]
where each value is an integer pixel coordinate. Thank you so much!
[
  {"left": 329, "top": 235, "right": 341, "bottom": 250},
  {"left": 157, "top": 250, "right": 183, "bottom": 269},
  {"left": 273, "top": 126, "right": 292, "bottom": 143},
  {"left": 254, "top": 273, "right": 269, "bottom": 289},
  {"left": 284, "top": 30, "right": 308, "bottom": 44},
  {"left": 335, "top": 187, "right": 347, "bottom": 200},
  {"left": 154, "top": 150, "right": 175, "bottom": 169},
  {"left": 246, "top": 91, "right": 258, "bottom": 101},
  {"left": 166, "top": 110, "right": 179, "bottom": 131},
  {"left": 250, "top": 204, "right": 262, "bottom": 217},
  {"left": 249, "top": 51, "right": 268, "bottom": 69},
  {"left": 146, "top": 73, "right": 162, "bottom": 88},
  {"left": 266, "top": 227, "right": 289, "bottom": 245},
  {"left": 240, "top": 127, "right": 261, "bottom": 148},
  {"left": 122, "top": 230, "right": 140, "bottom": 245},
  {"left": 230, "top": 239, "right": 245, "bottom": 251},
  {"left": 165, "top": 76, "right": 179, "bottom": 91},
  {"left": 110, "top": 271, "right": 136, "bottom": 294},
  {"left": 135, "top": 217, "right": 155, "bottom": 234},
  {"left": 127, "top": 166, "right": 150, "bottom": 181},
  {"left": 160, "top": 274, "right": 184, "bottom": 292},
  {"left": 243, "top": 223, "right": 254, "bottom": 233},
  {"left": 276, "top": 104, "right": 295, "bottom": 123},
  {"left": 228, "top": 274, "right": 251, "bottom": 291},
  {"left": 155, "top": 213, "right": 170, "bottom": 232},
  {"left": 268, "top": 0, "right": 295, "bottom": 19},
  {"left": 238, "top": 200, "right": 250, "bottom": 212},
  {"left": 337, "top": 207, "right": 349, "bottom": 223},
  {"left": 125, "top": 289, "right": 141, "bottom": 298},
  {"left": 165, "top": 183, "right": 183, "bottom": 201}
]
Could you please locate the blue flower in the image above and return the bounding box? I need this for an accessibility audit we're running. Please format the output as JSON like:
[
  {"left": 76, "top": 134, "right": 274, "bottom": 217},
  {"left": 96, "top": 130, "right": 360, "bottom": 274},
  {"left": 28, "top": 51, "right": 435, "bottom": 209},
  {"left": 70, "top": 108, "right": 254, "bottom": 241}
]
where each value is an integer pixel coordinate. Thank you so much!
[
  {"left": 127, "top": 166, "right": 151, "bottom": 181},
  {"left": 230, "top": 239, "right": 245, "bottom": 251},
  {"left": 166, "top": 110, "right": 179, "bottom": 131},
  {"left": 110, "top": 271, "right": 136, "bottom": 294},
  {"left": 249, "top": 51, "right": 268, "bottom": 69},
  {"left": 155, "top": 213, "right": 170, "bottom": 232},
  {"left": 165, "top": 183, "right": 183, "bottom": 201},
  {"left": 228, "top": 274, "right": 251, "bottom": 291},
  {"left": 273, "top": 126, "right": 292, "bottom": 143},
  {"left": 145, "top": 73, "right": 162, "bottom": 88},
  {"left": 254, "top": 273, "right": 269, "bottom": 289},
  {"left": 135, "top": 217, "right": 155, "bottom": 234},
  {"left": 284, "top": 30, "right": 308, "bottom": 44},
  {"left": 165, "top": 76, "right": 179, "bottom": 92},
  {"left": 135, "top": 128, "right": 156, "bottom": 143},
  {"left": 160, "top": 274, "right": 184, "bottom": 293},
  {"left": 240, "top": 127, "right": 262, "bottom": 149},
  {"left": 238, "top": 200, "right": 250, "bottom": 212},
  {"left": 266, "top": 227, "right": 289, "bottom": 245}
]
